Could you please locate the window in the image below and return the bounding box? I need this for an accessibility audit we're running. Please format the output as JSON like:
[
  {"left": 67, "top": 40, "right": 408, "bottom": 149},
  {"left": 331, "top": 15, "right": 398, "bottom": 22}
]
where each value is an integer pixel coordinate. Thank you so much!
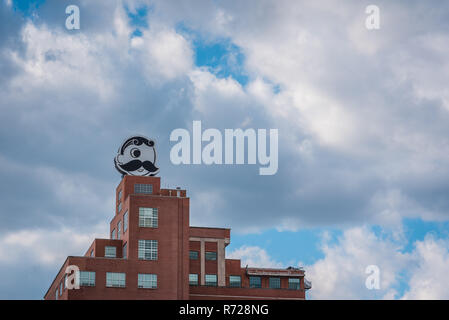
[
  {"left": 138, "top": 274, "right": 157, "bottom": 289},
  {"left": 117, "top": 220, "right": 122, "bottom": 240},
  {"left": 123, "top": 243, "right": 127, "bottom": 259},
  {"left": 139, "top": 207, "right": 158, "bottom": 228},
  {"left": 118, "top": 190, "right": 122, "bottom": 201},
  {"left": 55, "top": 289, "right": 58, "bottom": 300},
  {"left": 189, "top": 274, "right": 198, "bottom": 286},
  {"left": 269, "top": 277, "right": 281, "bottom": 289},
  {"left": 111, "top": 229, "right": 116, "bottom": 240},
  {"left": 80, "top": 271, "right": 96, "bottom": 287},
  {"left": 249, "top": 276, "right": 261, "bottom": 288},
  {"left": 59, "top": 282, "right": 63, "bottom": 295},
  {"left": 205, "top": 251, "right": 217, "bottom": 261},
  {"left": 135, "top": 183, "right": 153, "bottom": 194},
  {"left": 205, "top": 274, "right": 217, "bottom": 286},
  {"left": 106, "top": 272, "right": 126, "bottom": 288},
  {"left": 189, "top": 251, "right": 199, "bottom": 260},
  {"left": 118, "top": 202, "right": 122, "bottom": 213},
  {"left": 288, "top": 278, "right": 301, "bottom": 290},
  {"left": 123, "top": 211, "right": 128, "bottom": 232},
  {"left": 90, "top": 249, "right": 94, "bottom": 257},
  {"left": 138, "top": 240, "right": 158, "bottom": 260},
  {"left": 105, "top": 246, "right": 116, "bottom": 258},
  {"left": 229, "top": 276, "right": 241, "bottom": 288}
]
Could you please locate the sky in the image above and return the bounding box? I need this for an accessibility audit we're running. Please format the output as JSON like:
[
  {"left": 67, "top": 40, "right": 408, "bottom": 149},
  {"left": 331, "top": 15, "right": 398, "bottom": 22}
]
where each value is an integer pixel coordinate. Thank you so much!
[{"left": 1, "top": 0, "right": 449, "bottom": 299}]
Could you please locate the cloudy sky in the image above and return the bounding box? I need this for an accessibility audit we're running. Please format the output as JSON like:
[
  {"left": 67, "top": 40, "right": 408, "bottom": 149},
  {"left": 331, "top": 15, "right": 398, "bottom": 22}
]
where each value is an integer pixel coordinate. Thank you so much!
[{"left": 1, "top": 0, "right": 449, "bottom": 299}]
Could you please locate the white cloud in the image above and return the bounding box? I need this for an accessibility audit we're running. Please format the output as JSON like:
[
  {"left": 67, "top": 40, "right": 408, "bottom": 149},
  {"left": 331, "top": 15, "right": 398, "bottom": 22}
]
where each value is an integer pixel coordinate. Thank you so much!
[
  {"left": 227, "top": 245, "right": 284, "bottom": 268},
  {"left": 189, "top": 68, "right": 246, "bottom": 114},
  {"left": 401, "top": 236, "right": 449, "bottom": 299},
  {"left": 305, "top": 227, "right": 449, "bottom": 299},
  {"left": 227, "top": 226, "right": 449, "bottom": 300},
  {"left": 8, "top": 22, "right": 116, "bottom": 100},
  {"left": 305, "top": 226, "right": 410, "bottom": 299},
  {"left": 0, "top": 225, "right": 107, "bottom": 267},
  {"left": 138, "top": 27, "right": 193, "bottom": 83}
]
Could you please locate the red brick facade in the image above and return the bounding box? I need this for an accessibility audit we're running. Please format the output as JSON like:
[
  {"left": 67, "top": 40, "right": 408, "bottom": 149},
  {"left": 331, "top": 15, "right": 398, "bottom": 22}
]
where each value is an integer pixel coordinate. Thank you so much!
[{"left": 44, "top": 175, "right": 309, "bottom": 300}]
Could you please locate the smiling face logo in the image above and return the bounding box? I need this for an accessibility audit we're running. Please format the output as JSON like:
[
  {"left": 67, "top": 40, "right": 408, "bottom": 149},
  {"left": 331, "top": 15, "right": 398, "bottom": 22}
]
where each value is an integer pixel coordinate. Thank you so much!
[{"left": 114, "top": 136, "right": 159, "bottom": 176}]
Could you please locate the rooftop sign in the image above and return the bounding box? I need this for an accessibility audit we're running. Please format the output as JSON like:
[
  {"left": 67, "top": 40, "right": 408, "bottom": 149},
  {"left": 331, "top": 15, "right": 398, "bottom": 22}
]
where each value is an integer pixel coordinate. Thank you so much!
[{"left": 114, "top": 135, "right": 159, "bottom": 176}]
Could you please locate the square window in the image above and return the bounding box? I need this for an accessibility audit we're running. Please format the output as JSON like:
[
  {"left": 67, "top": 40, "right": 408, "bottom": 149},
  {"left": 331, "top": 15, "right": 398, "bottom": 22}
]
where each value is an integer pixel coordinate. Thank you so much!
[
  {"left": 205, "top": 274, "right": 217, "bottom": 287},
  {"left": 229, "top": 275, "right": 241, "bottom": 288},
  {"left": 80, "top": 271, "right": 96, "bottom": 287},
  {"left": 205, "top": 251, "right": 217, "bottom": 261},
  {"left": 105, "top": 246, "right": 116, "bottom": 258},
  {"left": 139, "top": 208, "right": 158, "bottom": 228},
  {"left": 106, "top": 272, "right": 126, "bottom": 288},
  {"left": 138, "top": 274, "right": 157, "bottom": 289},
  {"left": 189, "top": 251, "right": 199, "bottom": 260},
  {"left": 138, "top": 240, "right": 158, "bottom": 260},
  {"left": 134, "top": 184, "right": 153, "bottom": 194},
  {"left": 288, "top": 278, "right": 301, "bottom": 290},
  {"left": 269, "top": 277, "right": 281, "bottom": 289},
  {"left": 249, "top": 276, "right": 261, "bottom": 288},
  {"left": 189, "top": 274, "right": 198, "bottom": 286}
]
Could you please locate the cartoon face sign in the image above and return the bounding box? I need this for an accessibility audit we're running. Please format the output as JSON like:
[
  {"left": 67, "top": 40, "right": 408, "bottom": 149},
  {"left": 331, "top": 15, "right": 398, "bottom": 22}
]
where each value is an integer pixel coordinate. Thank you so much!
[{"left": 114, "top": 136, "right": 159, "bottom": 176}]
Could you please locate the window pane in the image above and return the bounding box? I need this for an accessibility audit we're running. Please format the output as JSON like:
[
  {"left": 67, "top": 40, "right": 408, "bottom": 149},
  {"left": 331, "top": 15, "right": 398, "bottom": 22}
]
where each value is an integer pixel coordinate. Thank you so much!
[
  {"left": 118, "top": 202, "right": 122, "bottom": 213},
  {"left": 80, "top": 271, "right": 96, "bottom": 286},
  {"left": 229, "top": 276, "right": 241, "bottom": 288},
  {"left": 269, "top": 277, "right": 281, "bottom": 289},
  {"left": 205, "top": 251, "right": 217, "bottom": 261},
  {"left": 205, "top": 274, "right": 217, "bottom": 286},
  {"left": 106, "top": 272, "right": 126, "bottom": 288},
  {"left": 138, "top": 240, "right": 158, "bottom": 260},
  {"left": 105, "top": 246, "right": 116, "bottom": 258},
  {"left": 123, "top": 211, "right": 128, "bottom": 232},
  {"left": 189, "top": 274, "right": 198, "bottom": 286},
  {"left": 249, "top": 276, "right": 261, "bottom": 288},
  {"left": 135, "top": 184, "right": 153, "bottom": 194},
  {"left": 138, "top": 273, "right": 157, "bottom": 289},
  {"left": 189, "top": 251, "right": 199, "bottom": 260},
  {"left": 288, "top": 278, "right": 301, "bottom": 290},
  {"left": 117, "top": 221, "right": 122, "bottom": 240},
  {"left": 118, "top": 190, "right": 122, "bottom": 201},
  {"left": 139, "top": 208, "right": 158, "bottom": 228},
  {"left": 111, "top": 229, "right": 116, "bottom": 240},
  {"left": 123, "top": 243, "right": 127, "bottom": 259}
]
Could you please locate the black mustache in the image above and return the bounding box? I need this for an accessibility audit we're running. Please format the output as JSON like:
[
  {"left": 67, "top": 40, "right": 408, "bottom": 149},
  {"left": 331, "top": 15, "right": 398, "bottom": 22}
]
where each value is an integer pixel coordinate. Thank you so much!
[{"left": 119, "top": 160, "right": 159, "bottom": 172}]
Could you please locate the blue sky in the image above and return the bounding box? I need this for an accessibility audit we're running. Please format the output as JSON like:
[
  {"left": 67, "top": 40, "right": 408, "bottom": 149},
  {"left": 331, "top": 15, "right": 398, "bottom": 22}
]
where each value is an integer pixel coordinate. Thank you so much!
[{"left": 1, "top": 0, "right": 449, "bottom": 299}]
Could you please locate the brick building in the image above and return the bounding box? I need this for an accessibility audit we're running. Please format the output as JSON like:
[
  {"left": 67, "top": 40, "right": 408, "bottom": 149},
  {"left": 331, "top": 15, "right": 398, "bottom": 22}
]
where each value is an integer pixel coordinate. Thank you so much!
[{"left": 44, "top": 175, "right": 311, "bottom": 300}]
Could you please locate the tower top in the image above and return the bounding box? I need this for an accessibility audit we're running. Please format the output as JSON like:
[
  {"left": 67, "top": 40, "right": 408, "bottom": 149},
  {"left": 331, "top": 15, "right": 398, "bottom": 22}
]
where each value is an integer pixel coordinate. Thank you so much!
[{"left": 114, "top": 135, "right": 159, "bottom": 176}]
